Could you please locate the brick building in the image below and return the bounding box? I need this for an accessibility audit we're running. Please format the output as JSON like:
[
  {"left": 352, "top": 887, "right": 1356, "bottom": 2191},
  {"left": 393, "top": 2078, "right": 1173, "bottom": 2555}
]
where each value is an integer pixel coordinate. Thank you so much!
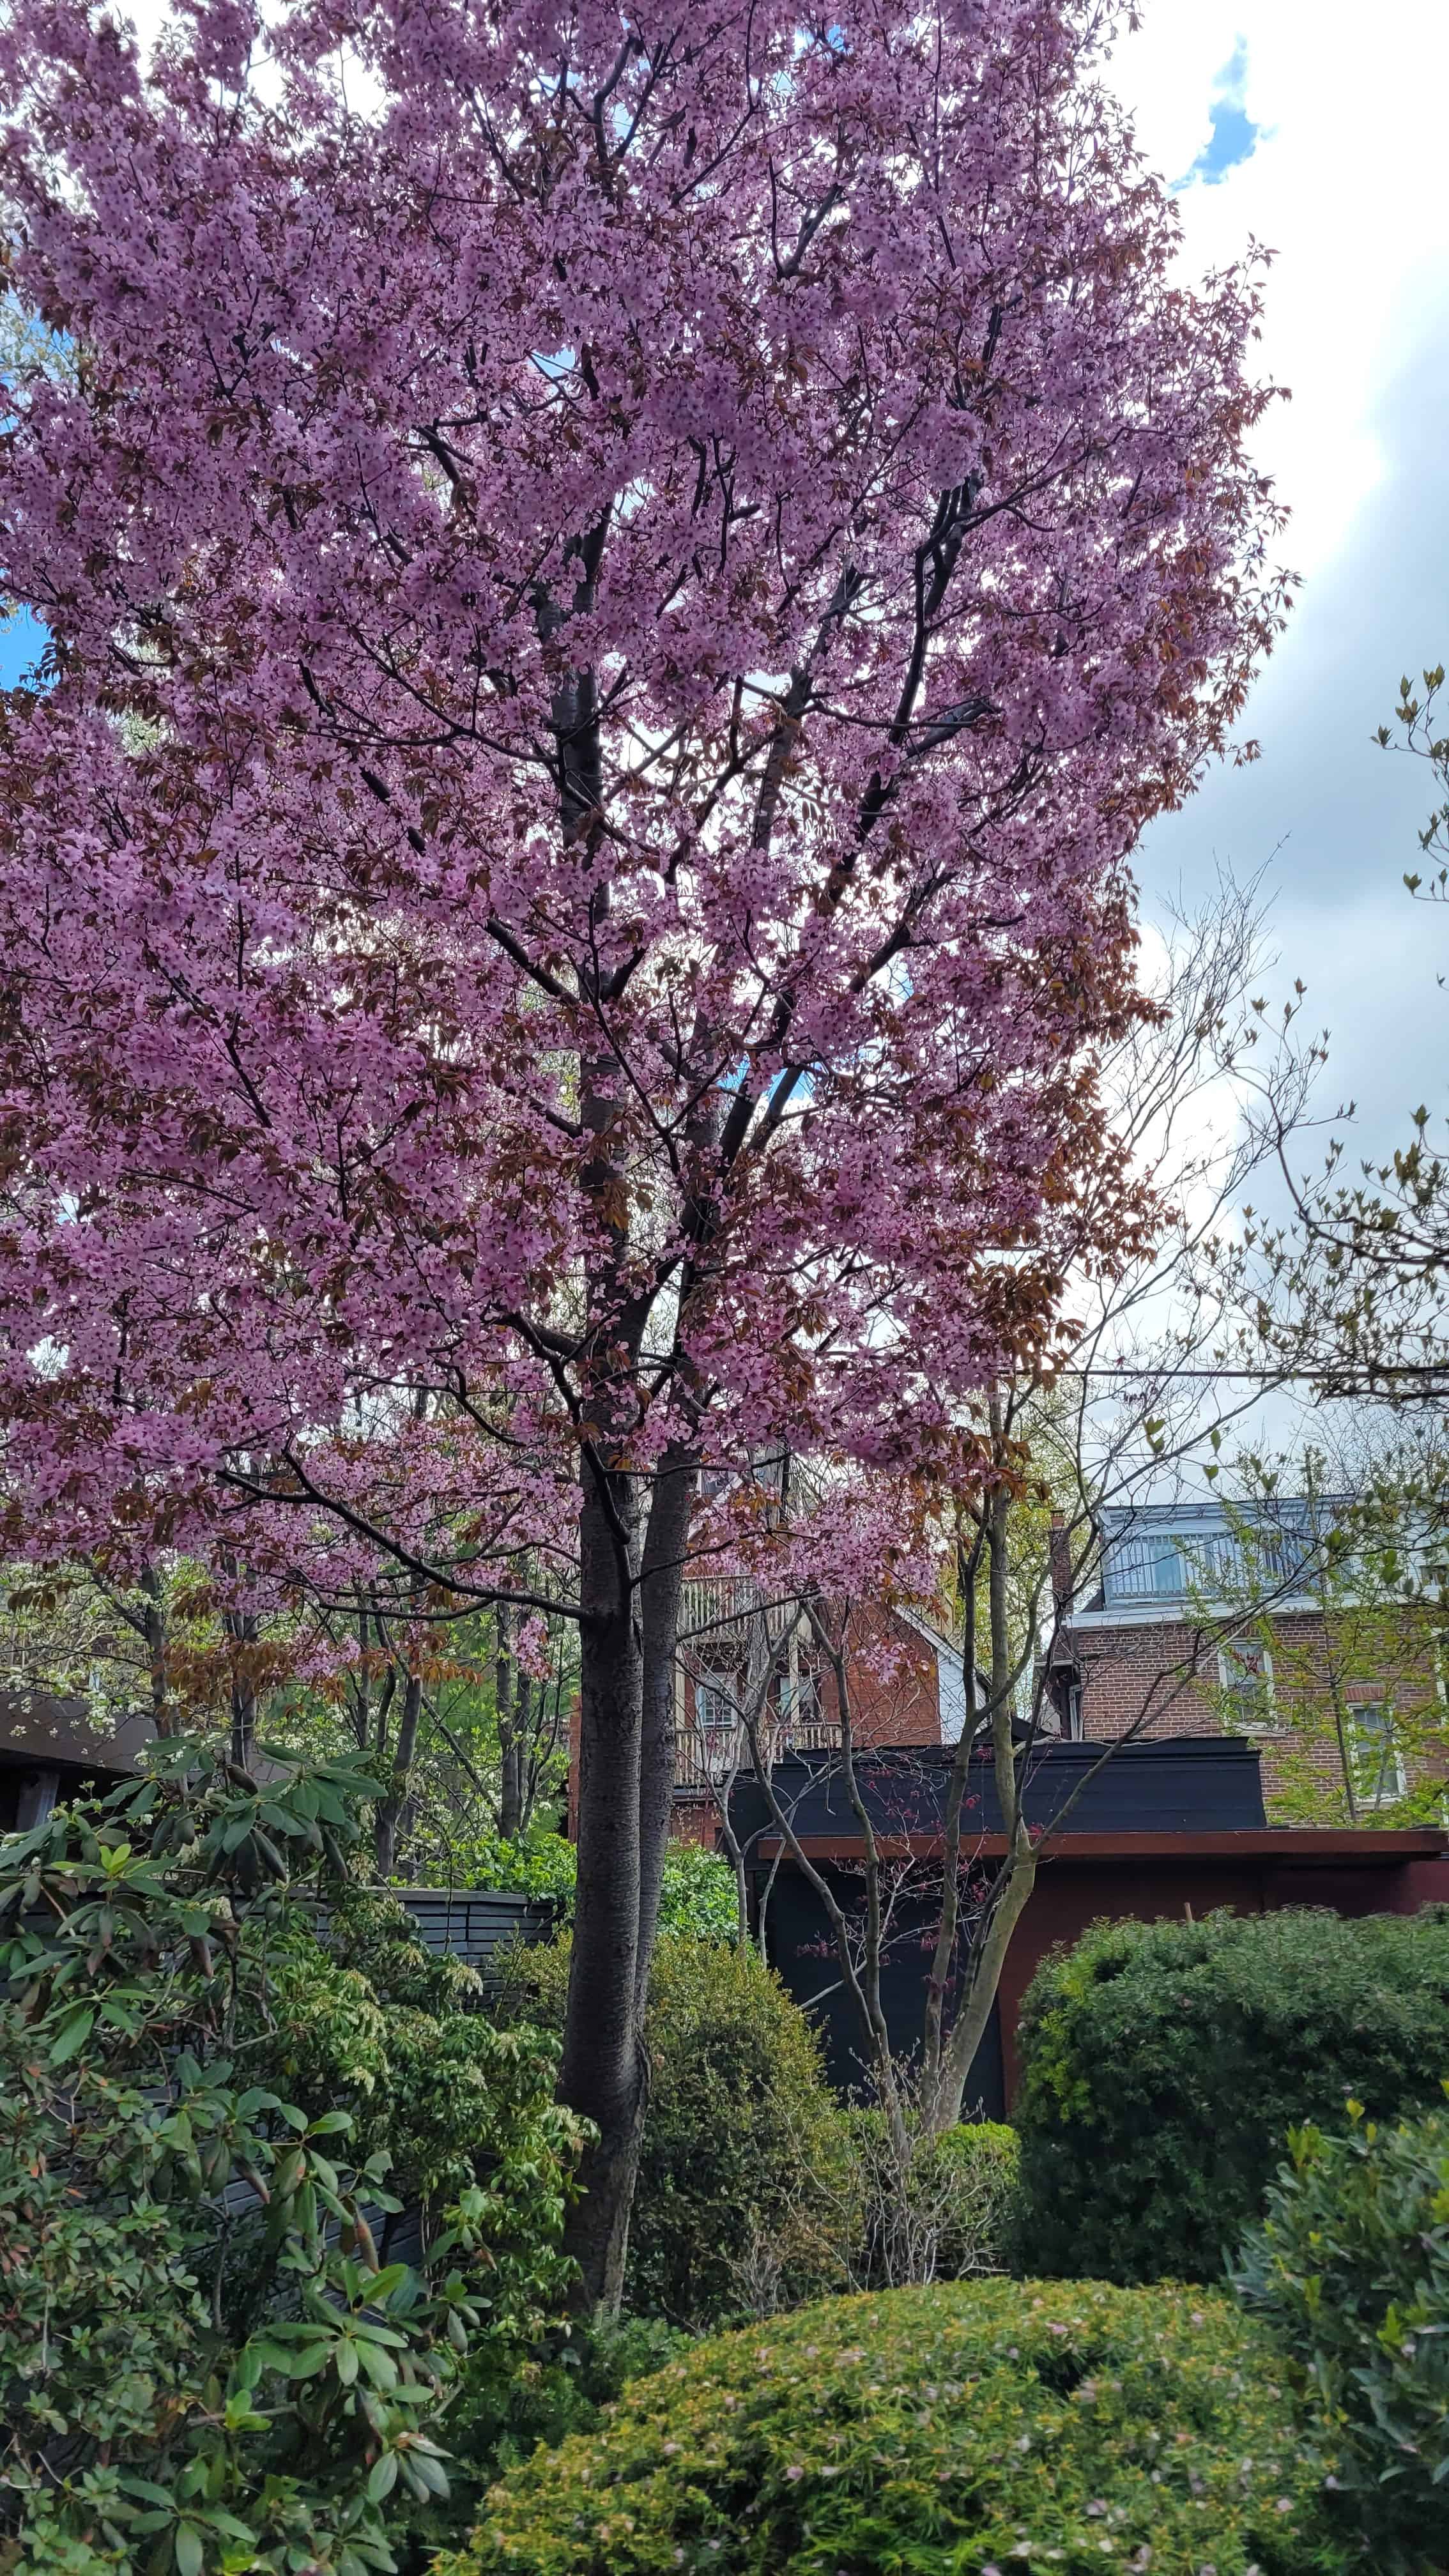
[
  {"left": 567, "top": 1576, "right": 965, "bottom": 1841},
  {"left": 1045, "top": 1498, "right": 1448, "bottom": 1822},
  {"left": 670, "top": 1576, "right": 962, "bottom": 1821}
]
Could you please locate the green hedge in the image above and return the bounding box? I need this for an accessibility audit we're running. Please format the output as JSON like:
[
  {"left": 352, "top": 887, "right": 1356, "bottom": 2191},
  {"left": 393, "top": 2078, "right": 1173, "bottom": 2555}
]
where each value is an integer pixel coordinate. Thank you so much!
[
  {"left": 444, "top": 2276, "right": 1349, "bottom": 2576},
  {"left": 503, "top": 1934, "right": 848, "bottom": 2324},
  {"left": 1234, "top": 2094, "right": 1449, "bottom": 2572},
  {"left": 1011, "top": 1906, "right": 1449, "bottom": 2283}
]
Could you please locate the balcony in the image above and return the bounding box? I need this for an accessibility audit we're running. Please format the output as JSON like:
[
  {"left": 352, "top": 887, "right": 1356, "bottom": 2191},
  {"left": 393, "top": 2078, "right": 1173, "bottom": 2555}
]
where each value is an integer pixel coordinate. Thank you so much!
[
  {"left": 1069, "top": 1500, "right": 1324, "bottom": 1625},
  {"left": 673, "top": 1716, "right": 841, "bottom": 1798},
  {"left": 678, "top": 1575, "right": 798, "bottom": 1642}
]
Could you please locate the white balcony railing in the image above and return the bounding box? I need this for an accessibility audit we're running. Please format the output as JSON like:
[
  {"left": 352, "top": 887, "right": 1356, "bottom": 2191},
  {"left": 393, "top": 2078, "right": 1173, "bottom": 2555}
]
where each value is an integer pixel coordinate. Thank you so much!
[
  {"left": 673, "top": 1717, "right": 840, "bottom": 1797},
  {"left": 678, "top": 1575, "right": 797, "bottom": 1642}
]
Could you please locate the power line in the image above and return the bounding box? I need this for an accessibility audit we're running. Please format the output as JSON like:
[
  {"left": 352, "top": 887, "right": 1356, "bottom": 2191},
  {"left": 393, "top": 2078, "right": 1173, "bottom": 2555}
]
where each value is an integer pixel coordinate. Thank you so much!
[{"left": 1071, "top": 1364, "right": 1449, "bottom": 1384}]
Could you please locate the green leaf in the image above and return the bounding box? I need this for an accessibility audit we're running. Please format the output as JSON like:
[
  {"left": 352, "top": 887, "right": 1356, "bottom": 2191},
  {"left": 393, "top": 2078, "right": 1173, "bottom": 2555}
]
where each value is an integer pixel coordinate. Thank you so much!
[
  {"left": 48, "top": 2007, "right": 95, "bottom": 2066},
  {"left": 365, "top": 2263, "right": 411, "bottom": 2301},
  {"left": 366, "top": 2453, "right": 399, "bottom": 2504},
  {"left": 174, "top": 2522, "right": 204, "bottom": 2576}
]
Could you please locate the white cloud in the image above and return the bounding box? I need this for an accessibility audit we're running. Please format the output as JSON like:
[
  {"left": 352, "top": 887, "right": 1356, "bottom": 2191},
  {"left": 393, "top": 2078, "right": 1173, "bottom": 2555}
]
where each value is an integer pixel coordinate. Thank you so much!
[{"left": 1111, "top": 2, "right": 1449, "bottom": 579}]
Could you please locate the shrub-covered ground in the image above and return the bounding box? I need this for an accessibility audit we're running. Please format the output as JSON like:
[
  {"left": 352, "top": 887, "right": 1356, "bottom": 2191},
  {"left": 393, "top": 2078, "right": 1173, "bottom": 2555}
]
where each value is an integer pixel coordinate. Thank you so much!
[{"left": 445, "top": 2276, "right": 1349, "bottom": 2576}]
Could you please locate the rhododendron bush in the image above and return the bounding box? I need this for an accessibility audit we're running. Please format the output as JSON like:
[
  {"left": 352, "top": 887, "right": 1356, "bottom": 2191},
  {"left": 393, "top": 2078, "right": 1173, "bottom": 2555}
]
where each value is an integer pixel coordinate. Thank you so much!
[{"left": 0, "top": 0, "right": 1285, "bottom": 2296}]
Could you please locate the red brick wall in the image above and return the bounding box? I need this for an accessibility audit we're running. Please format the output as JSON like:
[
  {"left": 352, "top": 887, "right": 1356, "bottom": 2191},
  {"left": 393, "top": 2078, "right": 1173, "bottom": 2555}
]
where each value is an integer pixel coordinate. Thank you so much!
[
  {"left": 820, "top": 1602, "right": 942, "bottom": 1746},
  {"left": 1070, "top": 1611, "right": 1447, "bottom": 1818}
]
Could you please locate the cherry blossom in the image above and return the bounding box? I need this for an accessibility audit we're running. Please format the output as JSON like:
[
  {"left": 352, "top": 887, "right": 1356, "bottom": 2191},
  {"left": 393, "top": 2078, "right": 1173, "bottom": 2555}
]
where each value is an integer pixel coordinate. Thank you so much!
[{"left": 0, "top": 0, "right": 1286, "bottom": 2297}]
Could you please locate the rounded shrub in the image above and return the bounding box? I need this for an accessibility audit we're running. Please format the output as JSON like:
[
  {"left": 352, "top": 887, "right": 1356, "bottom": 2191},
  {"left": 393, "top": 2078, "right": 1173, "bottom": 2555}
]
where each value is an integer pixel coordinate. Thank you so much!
[
  {"left": 1011, "top": 1906, "right": 1449, "bottom": 2283},
  {"left": 503, "top": 1933, "right": 849, "bottom": 2324},
  {"left": 1234, "top": 2094, "right": 1449, "bottom": 2572},
  {"left": 444, "top": 2276, "right": 1348, "bottom": 2576}
]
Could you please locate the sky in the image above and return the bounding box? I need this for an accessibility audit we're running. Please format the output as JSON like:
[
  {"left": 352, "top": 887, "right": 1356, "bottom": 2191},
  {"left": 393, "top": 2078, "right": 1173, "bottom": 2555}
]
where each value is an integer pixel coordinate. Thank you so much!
[
  {"left": 2, "top": 0, "right": 1445, "bottom": 1178},
  {"left": 1105, "top": 0, "right": 1449, "bottom": 1176}
]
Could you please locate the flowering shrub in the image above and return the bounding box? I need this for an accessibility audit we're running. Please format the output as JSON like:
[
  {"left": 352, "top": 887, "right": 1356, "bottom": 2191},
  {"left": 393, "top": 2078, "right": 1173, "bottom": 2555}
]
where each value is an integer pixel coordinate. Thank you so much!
[
  {"left": 0, "top": 1741, "right": 587, "bottom": 2575},
  {"left": 1234, "top": 2094, "right": 1449, "bottom": 2573},
  {"left": 445, "top": 2277, "right": 1349, "bottom": 2576},
  {"left": 1012, "top": 1907, "right": 1449, "bottom": 2282}
]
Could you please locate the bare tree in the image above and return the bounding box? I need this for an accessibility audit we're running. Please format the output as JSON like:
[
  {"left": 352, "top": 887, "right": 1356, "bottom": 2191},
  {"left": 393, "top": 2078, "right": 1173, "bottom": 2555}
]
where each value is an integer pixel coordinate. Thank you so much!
[{"left": 726, "top": 881, "right": 1322, "bottom": 2163}]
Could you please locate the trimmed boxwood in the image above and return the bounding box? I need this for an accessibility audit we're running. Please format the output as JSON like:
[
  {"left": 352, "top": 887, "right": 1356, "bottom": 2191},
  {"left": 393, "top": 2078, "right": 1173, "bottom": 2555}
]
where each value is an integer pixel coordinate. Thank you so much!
[
  {"left": 1234, "top": 2096, "right": 1449, "bottom": 2572},
  {"left": 1011, "top": 1906, "right": 1449, "bottom": 2283},
  {"left": 443, "top": 2277, "right": 1349, "bottom": 2576}
]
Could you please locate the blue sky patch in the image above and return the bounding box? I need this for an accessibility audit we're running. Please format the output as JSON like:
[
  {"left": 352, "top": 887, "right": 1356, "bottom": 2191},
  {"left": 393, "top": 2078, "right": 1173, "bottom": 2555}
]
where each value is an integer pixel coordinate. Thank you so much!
[
  {"left": 0, "top": 607, "right": 49, "bottom": 690},
  {"left": 1181, "top": 40, "right": 1262, "bottom": 188}
]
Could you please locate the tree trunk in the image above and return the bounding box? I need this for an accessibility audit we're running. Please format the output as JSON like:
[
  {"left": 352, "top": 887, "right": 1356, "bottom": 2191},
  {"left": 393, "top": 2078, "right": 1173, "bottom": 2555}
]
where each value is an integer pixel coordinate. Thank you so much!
[
  {"left": 139, "top": 1565, "right": 175, "bottom": 1736},
  {"left": 927, "top": 1469, "right": 1034, "bottom": 2135},
  {"left": 635, "top": 1447, "right": 697, "bottom": 2013},
  {"left": 225, "top": 1603, "right": 257, "bottom": 1772},
  {"left": 496, "top": 1602, "right": 523, "bottom": 1839},
  {"left": 374, "top": 1671, "right": 423, "bottom": 1882},
  {"left": 558, "top": 1464, "right": 648, "bottom": 2314}
]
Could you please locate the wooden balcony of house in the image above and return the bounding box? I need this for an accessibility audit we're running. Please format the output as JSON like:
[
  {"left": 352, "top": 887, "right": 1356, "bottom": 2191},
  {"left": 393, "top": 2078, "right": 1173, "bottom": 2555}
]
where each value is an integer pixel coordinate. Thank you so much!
[
  {"left": 672, "top": 1715, "right": 841, "bottom": 1798},
  {"left": 678, "top": 1575, "right": 797, "bottom": 1643}
]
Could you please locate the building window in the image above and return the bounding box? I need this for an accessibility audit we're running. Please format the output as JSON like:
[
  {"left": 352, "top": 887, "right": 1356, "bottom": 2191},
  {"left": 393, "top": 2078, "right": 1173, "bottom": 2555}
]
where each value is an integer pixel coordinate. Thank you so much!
[
  {"left": 1218, "top": 1639, "right": 1275, "bottom": 1730},
  {"left": 778, "top": 1667, "right": 823, "bottom": 1730},
  {"left": 694, "top": 1672, "right": 739, "bottom": 1737},
  {"left": 1349, "top": 1704, "right": 1406, "bottom": 1808}
]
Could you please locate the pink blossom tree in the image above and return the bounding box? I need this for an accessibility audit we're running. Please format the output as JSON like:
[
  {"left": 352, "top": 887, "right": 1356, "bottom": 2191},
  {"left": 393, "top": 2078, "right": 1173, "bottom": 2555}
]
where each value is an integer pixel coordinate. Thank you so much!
[{"left": 0, "top": 0, "right": 1284, "bottom": 2301}]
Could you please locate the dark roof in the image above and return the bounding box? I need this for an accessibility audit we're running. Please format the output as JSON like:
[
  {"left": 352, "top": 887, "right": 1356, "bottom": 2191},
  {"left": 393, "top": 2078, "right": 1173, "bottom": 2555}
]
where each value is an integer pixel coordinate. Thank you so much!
[
  {"left": 728, "top": 1733, "right": 1269, "bottom": 1845},
  {"left": 0, "top": 1690, "right": 152, "bottom": 1777}
]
